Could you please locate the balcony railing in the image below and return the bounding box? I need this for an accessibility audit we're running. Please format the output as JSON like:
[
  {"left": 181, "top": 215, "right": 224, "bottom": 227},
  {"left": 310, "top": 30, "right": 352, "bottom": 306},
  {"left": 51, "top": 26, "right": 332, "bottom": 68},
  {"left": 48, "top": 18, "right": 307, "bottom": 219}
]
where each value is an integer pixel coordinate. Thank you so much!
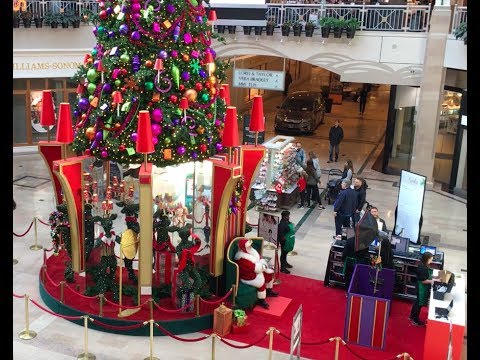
[
  {"left": 451, "top": 5, "right": 467, "bottom": 34},
  {"left": 20, "top": 1, "right": 431, "bottom": 33}
]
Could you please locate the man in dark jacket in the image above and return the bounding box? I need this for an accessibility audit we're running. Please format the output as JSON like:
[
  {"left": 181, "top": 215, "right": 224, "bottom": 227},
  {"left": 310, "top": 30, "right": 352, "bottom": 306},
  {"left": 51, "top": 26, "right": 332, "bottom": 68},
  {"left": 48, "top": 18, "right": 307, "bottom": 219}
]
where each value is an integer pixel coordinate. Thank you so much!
[
  {"left": 352, "top": 177, "right": 367, "bottom": 226},
  {"left": 333, "top": 179, "right": 357, "bottom": 239},
  {"left": 328, "top": 120, "right": 344, "bottom": 163},
  {"left": 277, "top": 210, "right": 293, "bottom": 273}
]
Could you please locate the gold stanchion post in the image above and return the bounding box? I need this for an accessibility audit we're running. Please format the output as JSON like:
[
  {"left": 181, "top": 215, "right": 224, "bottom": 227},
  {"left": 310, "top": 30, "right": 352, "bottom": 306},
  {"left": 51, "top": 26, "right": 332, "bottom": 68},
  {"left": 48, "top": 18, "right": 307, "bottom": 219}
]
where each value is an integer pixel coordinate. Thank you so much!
[
  {"left": 30, "top": 217, "right": 43, "bottom": 250},
  {"left": 143, "top": 320, "right": 159, "bottom": 360},
  {"left": 267, "top": 327, "right": 279, "bottom": 360},
  {"left": 77, "top": 315, "right": 95, "bottom": 360},
  {"left": 149, "top": 298, "right": 154, "bottom": 321},
  {"left": 60, "top": 281, "right": 65, "bottom": 303},
  {"left": 211, "top": 333, "right": 218, "bottom": 360},
  {"left": 195, "top": 294, "right": 200, "bottom": 317},
  {"left": 331, "top": 336, "right": 345, "bottom": 360},
  {"left": 18, "top": 295, "right": 37, "bottom": 340},
  {"left": 13, "top": 259, "right": 18, "bottom": 265}
]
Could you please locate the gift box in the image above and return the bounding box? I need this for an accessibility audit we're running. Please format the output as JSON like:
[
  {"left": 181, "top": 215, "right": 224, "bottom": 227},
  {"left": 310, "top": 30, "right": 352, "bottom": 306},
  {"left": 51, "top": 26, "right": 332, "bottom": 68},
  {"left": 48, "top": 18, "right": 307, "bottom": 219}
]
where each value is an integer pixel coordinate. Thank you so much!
[
  {"left": 171, "top": 268, "right": 195, "bottom": 312},
  {"left": 232, "top": 322, "right": 250, "bottom": 334},
  {"left": 154, "top": 251, "right": 174, "bottom": 285},
  {"left": 213, "top": 304, "right": 232, "bottom": 336}
]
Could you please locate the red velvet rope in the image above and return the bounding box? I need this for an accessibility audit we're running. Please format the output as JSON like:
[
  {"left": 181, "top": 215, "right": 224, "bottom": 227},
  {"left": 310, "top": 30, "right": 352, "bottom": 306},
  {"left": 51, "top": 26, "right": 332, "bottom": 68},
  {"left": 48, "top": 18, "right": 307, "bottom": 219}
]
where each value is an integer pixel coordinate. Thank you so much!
[
  {"left": 63, "top": 283, "right": 98, "bottom": 300},
  {"left": 343, "top": 343, "right": 395, "bottom": 360},
  {"left": 193, "top": 212, "right": 206, "bottom": 224},
  {"left": 13, "top": 293, "right": 24, "bottom": 298},
  {"left": 246, "top": 221, "right": 258, "bottom": 227},
  {"left": 154, "top": 322, "right": 210, "bottom": 342},
  {"left": 199, "top": 289, "right": 232, "bottom": 305},
  {"left": 153, "top": 299, "right": 194, "bottom": 313},
  {"left": 29, "top": 297, "right": 83, "bottom": 320},
  {"left": 92, "top": 318, "right": 145, "bottom": 331},
  {"left": 37, "top": 218, "right": 50, "bottom": 226},
  {"left": 44, "top": 247, "right": 54, "bottom": 252},
  {"left": 278, "top": 331, "right": 331, "bottom": 346},
  {"left": 13, "top": 221, "right": 34, "bottom": 237},
  {"left": 103, "top": 296, "right": 149, "bottom": 310},
  {"left": 220, "top": 333, "right": 268, "bottom": 349},
  {"left": 43, "top": 267, "right": 60, "bottom": 288}
]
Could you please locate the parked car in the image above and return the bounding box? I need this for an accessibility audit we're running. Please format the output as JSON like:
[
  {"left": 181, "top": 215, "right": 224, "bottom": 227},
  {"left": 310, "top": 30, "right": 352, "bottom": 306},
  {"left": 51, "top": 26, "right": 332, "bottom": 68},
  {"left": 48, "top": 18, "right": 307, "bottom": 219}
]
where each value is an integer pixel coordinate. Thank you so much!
[{"left": 274, "top": 91, "right": 326, "bottom": 134}]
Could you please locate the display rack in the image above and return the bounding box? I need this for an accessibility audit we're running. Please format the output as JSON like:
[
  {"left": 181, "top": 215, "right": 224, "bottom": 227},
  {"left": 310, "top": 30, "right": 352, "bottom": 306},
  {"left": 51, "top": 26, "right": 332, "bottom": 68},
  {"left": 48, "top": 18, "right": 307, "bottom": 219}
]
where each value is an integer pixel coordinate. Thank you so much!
[
  {"left": 251, "top": 135, "right": 299, "bottom": 211},
  {"left": 324, "top": 240, "right": 444, "bottom": 300}
]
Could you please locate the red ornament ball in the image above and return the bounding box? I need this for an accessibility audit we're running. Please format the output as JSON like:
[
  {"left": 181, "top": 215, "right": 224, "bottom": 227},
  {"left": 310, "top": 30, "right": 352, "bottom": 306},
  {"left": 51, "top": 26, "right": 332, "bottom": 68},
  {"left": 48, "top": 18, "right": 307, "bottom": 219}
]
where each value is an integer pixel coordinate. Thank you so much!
[
  {"left": 145, "top": 60, "right": 153, "bottom": 68},
  {"left": 204, "top": 82, "right": 211, "bottom": 88},
  {"left": 195, "top": 83, "right": 203, "bottom": 91},
  {"left": 121, "top": 87, "right": 127, "bottom": 93},
  {"left": 179, "top": 84, "right": 185, "bottom": 91},
  {"left": 120, "top": 68, "right": 128, "bottom": 76},
  {"left": 85, "top": 149, "right": 91, "bottom": 155},
  {"left": 193, "top": 38, "right": 199, "bottom": 43},
  {"left": 199, "top": 143, "right": 207, "bottom": 153},
  {"left": 169, "top": 95, "right": 178, "bottom": 103},
  {"left": 119, "top": 144, "right": 126, "bottom": 151},
  {"left": 99, "top": 10, "right": 108, "bottom": 20},
  {"left": 207, "top": 113, "right": 213, "bottom": 119}
]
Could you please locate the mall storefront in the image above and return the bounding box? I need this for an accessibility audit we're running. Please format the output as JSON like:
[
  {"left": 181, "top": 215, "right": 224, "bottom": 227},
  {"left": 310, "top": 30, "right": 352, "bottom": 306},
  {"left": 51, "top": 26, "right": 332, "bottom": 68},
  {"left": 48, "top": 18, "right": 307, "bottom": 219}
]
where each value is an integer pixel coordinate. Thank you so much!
[{"left": 13, "top": 53, "right": 82, "bottom": 146}]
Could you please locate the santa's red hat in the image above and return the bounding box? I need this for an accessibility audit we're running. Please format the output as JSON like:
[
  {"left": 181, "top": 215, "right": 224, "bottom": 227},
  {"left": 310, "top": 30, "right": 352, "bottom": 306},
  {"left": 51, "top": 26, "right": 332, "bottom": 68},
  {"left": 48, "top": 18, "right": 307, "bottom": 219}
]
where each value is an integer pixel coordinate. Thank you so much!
[{"left": 238, "top": 238, "right": 251, "bottom": 253}]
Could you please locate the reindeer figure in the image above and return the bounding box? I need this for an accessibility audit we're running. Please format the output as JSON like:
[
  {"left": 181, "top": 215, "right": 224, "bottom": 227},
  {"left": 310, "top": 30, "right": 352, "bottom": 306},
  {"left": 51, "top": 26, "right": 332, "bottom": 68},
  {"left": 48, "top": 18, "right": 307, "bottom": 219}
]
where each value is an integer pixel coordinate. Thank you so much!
[
  {"left": 152, "top": 208, "right": 177, "bottom": 271},
  {"left": 48, "top": 203, "right": 74, "bottom": 283},
  {"left": 116, "top": 200, "right": 140, "bottom": 283},
  {"left": 91, "top": 213, "right": 121, "bottom": 300},
  {"left": 174, "top": 224, "right": 203, "bottom": 297}
]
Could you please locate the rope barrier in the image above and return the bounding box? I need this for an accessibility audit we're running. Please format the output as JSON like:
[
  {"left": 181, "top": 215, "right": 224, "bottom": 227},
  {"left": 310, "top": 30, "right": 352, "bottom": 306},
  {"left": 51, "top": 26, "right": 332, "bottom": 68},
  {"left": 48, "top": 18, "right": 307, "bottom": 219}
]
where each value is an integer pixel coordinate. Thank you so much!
[
  {"left": 193, "top": 212, "right": 206, "bottom": 224},
  {"left": 246, "top": 221, "right": 258, "bottom": 227},
  {"left": 29, "top": 297, "right": 83, "bottom": 321},
  {"left": 154, "top": 322, "right": 210, "bottom": 342},
  {"left": 344, "top": 343, "right": 379, "bottom": 360},
  {"left": 103, "top": 296, "right": 149, "bottom": 310},
  {"left": 92, "top": 318, "right": 146, "bottom": 331},
  {"left": 43, "top": 268, "right": 60, "bottom": 288},
  {"left": 63, "top": 283, "right": 98, "bottom": 300},
  {"left": 278, "top": 331, "right": 332, "bottom": 346},
  {"left": 37, "top": 218, "right": 51, "bottom": 226},
  {"left": 13, "top": 221, "right": 34, "bottom": 237},
  {"left": 220, "top": 333, "right": 268, "bottom": 349},
  {"left": 153, "top": 299, "right": 195, "bottom": 313},
  {"left": 44, "top": 247, "right": 54, "bottom": 252},
  {"left": 13, "top": 293, "right": 24, "bottom": 298},
  {"left": 199, "top": 289, "right": 232, "bottom": 305}
]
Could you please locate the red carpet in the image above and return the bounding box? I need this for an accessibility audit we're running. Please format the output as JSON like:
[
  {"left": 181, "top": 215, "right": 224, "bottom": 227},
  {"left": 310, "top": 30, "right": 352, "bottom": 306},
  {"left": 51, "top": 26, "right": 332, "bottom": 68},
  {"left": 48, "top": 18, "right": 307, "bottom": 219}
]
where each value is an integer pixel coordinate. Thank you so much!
[{"left": 217, "top": 273, "right": 428, "bottom": 360}]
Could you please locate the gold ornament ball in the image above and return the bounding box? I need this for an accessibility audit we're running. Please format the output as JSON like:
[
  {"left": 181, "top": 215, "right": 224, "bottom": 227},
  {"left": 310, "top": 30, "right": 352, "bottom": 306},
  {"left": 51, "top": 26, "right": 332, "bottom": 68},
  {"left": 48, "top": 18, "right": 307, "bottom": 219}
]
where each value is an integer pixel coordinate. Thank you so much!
[
  {"left": 184, "top": 89, "right": 198, "bottom": 102},
  {"left": 114, "top": 123, "right": 121, "bottom": 129},
  {"left": 85, "top": 127, "right": 96, "bottom": 140},
  {"left": 145, "top": 60, "right": 153, "bottom": 68},
  {"left": 182, "top": 54, "right": 190, "bottom": 62},
  {"left": 209, "top": 76, "right": 217, "bottom": 85},
  {"left": 210, "top": 87, "right": 217, "bottom": 95}
]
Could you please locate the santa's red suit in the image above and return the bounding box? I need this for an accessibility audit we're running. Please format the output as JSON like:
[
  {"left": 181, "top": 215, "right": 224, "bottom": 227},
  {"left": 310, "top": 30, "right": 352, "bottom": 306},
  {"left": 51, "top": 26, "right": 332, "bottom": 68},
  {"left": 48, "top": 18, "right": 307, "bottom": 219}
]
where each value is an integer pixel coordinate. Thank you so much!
[{"left": 234, "top": 238, "right": 274, "bottom": 300}]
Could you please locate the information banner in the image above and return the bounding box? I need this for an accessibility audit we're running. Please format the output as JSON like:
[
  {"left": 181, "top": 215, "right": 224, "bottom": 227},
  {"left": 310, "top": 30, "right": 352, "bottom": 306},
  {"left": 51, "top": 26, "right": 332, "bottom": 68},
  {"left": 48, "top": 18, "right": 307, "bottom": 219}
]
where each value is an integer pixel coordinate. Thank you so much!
[
  {"left": 290, "top": 305, "right": 302, "bottom": 359},
  {"left": 394, "top": 170, "right": 427, "bottom": 243},
  {"left": 242, "top": 114, "right": 265, "bottom": 145},
  {"left": 233, "top": 69, "right": 284, "bottom": 91}
]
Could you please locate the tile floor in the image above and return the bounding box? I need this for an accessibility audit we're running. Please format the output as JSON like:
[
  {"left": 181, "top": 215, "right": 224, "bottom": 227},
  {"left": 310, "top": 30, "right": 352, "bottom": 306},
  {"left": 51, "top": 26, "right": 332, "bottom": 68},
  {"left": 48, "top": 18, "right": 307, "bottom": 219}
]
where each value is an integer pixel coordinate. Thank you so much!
[{"left": 13, "top": 70, "right": 467, "bottom": 359}]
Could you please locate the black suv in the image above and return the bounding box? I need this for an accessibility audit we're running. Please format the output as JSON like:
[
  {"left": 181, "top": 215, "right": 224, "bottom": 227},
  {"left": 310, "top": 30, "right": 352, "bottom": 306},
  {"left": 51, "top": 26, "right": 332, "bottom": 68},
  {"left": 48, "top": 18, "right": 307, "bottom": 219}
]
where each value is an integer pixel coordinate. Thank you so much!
[{"left": 274, "top": 91, "right": 326, "bottom": 134}]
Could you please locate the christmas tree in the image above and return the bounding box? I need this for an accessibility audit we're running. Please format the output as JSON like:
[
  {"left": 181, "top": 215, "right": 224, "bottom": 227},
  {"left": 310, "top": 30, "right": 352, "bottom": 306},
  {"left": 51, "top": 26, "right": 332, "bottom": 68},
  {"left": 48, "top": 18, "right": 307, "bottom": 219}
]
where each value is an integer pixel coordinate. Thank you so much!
[{"left": 71, "top": 0, "right": 228, "bottom": 167}]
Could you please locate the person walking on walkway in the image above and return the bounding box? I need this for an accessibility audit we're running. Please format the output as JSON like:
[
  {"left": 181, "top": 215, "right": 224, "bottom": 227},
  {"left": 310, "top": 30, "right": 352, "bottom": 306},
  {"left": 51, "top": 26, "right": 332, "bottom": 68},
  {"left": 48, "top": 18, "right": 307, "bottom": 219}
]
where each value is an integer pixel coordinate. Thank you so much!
[
  {"left": 284, "top": 69, "right": 292, "bottom": 96},
  {"left": 358, "top": 87, "right": 368, "bottom": 116},
  {"left": 333, "top": 179, "right": 357, "bottom": 239},
  {"left": 328, "top": 120, "right": 344, "bottom": 163}
]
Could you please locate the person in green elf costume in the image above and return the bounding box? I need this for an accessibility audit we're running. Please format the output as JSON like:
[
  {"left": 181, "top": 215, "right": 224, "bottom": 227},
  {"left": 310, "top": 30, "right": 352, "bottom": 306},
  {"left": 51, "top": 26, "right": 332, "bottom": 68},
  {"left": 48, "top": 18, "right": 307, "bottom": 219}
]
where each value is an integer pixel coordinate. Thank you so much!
[
  {"left": 277, "top": 210, "right": 295, "bottom": 274},
  {"left": 409, "top": 252, "right": 439, "bottom": 326}
]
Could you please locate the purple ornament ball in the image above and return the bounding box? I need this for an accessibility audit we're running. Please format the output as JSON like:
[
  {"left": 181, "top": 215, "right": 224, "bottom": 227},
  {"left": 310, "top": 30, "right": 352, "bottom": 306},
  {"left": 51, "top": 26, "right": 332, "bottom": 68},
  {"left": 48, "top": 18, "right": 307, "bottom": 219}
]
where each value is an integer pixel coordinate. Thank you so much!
[
  {"left": 119, "top": 24, "right": 129, "bottom": 35},
  {"left": 95, "top": 131, "right": 103, "bottom": 141},
  {"left": 191, "top": 151, "right": 198, "bottom": 159},
  {"left": 215, "top": 143, "right": 223, "bottom": 152},
  {"left": 132, "top": 13, "right": 141, "bottom": 22},
  {"left": 131, "top": 0, "right": 140, "bottom": 3},
  {"left": 93, "top": 27, "right": 98, "bottom": 36},
  {"left": 166, "top": 4, "right": 175, "bottom": 14},
  {"left": 78, "top": 98, "right": 89, "bottom": 111},
  {"left": 172, "top": 118, "right": 180, "bottom": 126},
  {"left": 108, "top": 31, "right": 115, "bottom": 38},
  {"left": 131, "top": 132, "right": 138, "bottom": 142},
  {"left": 73, "top": 110, "right": 79, "bottom": 117},
  {"left": 199, "top": 69, "right": 207, "bottom": 78},
  {"left": 152, "top": 108, "right": 163, "bottom": 122},
  {"left": 214, "top": 120, "right": 221, "bottom": 127},
  {"left": 177, "top": 146, "right": 186, "bottom": 155},
  {"left": 101, "top": 150, "right": 108, "bottom": 158},
  {"left": 131, "top": 3, "right": 141, "bottom": 13},
  {"left": 131, "top": 31, "right": 141, "bottom": 41},
  {"left": 106, "top": 7, "right": 113, "bottom": 15},
  {"left": 171, "top": 50, "right": 178, "bottom": 58},
  {"left": 93, "top": 60, "right": 100, "bottom": 69},
  {"left": 152, "top": 137, "right": 158, "bottom": 145},
  {"left": 102, "top": 83, "right": 112, "bottom": 93},
  {"left": 159, "top": 50, "right": 168, "bottom": 59},
  {"left": 151, "top": 124, "right": 161, "bottom": 136},
  {"left": 196, "top": 15, "right": 203, "bottom": 23},
  {"left": 181, "top": 71, "right": 190, "bottom": 81}
]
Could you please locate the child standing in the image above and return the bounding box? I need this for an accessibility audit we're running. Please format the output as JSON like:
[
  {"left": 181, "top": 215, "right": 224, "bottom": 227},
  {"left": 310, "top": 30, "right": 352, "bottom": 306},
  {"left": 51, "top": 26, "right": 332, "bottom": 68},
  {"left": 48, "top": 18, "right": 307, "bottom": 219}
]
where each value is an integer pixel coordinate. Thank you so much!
[{"left": 297, "top": 171, "right": 307, "bottom": 209}]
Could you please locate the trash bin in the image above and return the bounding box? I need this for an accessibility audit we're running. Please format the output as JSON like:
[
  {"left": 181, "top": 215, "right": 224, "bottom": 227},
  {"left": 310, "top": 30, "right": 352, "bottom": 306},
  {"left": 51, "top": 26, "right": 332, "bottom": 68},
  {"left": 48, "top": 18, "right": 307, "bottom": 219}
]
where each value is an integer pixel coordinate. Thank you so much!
[{"left": 325, "top": 98, "right": 333, "bottom": 113}]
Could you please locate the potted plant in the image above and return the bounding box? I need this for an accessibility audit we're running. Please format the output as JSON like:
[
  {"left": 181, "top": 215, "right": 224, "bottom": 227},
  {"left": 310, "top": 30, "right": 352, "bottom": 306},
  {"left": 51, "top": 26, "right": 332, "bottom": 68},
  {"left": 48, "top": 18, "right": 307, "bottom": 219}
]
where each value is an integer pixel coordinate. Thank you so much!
[
  {"left": 345, "top": 18, "right": 360, "bottom": 39},
  {"left": 243, "top": 26, "right": 252, "bottom": 35},
  {"left": 254, "top": 26, "right": 263, "bottom": 36},
  {"left": 266, "top": 20, "right": 276, "bottom": 36},
  {"left": 44, "top": 12, "right": 61, "bottom": 28},
  {"left": 292, "top": 21, "right": 302, "bottom": 37},
  {"left": 454, "top": 22, "right": 467, "bottom": 45},
  {"left": 216, "top": 25, "right": 226, "bottom": 34},
  {"left": 20, "top": 11, "right": 33, "bottom": 28},
  {"left": 228, "top": 25, "right": 236, "bottom": 34},
  {"left": 305, "top": 21, "right": 315, "bottom": 37},
  {"left": 281, "top": 21, "right": 292, "bottom": 36},
  {"left": 34, "top": 13, "right": 43, "bottom": 28},
  {"left": 13, "top": 11, "right": 21, "bottom": 28},
  {"left": 332, "top": 18, "right": 346, "bottom": 38},
  {"left": 69, "top": 12, "right": 82, "bottom": 28},
  {"left": 319, "top": 17, "right": 334, "bottom": 38}
]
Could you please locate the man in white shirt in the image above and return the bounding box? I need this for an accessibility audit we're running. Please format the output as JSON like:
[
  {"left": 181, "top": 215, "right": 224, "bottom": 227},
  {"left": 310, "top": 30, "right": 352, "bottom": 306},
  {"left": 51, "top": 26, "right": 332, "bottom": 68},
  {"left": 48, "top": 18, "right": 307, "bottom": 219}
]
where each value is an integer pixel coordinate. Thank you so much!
[{"left": 370, "top": 206, "right": 387, "bottom": 232}]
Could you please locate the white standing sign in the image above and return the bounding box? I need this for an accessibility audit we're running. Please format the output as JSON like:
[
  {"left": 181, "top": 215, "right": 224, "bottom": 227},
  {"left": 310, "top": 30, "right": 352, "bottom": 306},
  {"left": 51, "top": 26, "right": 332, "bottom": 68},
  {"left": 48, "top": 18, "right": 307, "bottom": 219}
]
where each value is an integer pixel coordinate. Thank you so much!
[
  {"left": 394, "top": 170, "right": 427, "bottom": 243},
  {"left": 233, "top": 69, "right": 285, "bottom": 91}
]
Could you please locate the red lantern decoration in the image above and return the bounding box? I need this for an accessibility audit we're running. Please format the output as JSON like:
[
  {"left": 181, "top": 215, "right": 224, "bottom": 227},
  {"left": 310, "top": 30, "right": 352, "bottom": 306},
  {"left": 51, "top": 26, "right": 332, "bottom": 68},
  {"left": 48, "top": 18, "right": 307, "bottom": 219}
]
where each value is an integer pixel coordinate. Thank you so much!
[
  {"left": 220, "top": 84, "right": 230, "bottom": 106},
  {"left": 204, "top": 52, "right": 214, "bottom": 65},
  {"left": 154, "top": 58, "right": 164, "bottom": 71},
  {"left": 179, "top": 97, "right": 189, "bottom": 110},
  {"left": 208, "top": 10, "right": 217, "bottom": 22},
  {"left": 221, "top": 106, "right": 239, "bottom": 148},
  {"left": 40, "top": 90, "right": 55, "bottom": 126},
  {"left": 249, "top": 95, "right": 265, "bottom": 132},
  {"left": 135, "top": 110, "right": 154, "bottom": 154},
  {"left": 56, "top": 103, "right": 74, "bottom": 144}
]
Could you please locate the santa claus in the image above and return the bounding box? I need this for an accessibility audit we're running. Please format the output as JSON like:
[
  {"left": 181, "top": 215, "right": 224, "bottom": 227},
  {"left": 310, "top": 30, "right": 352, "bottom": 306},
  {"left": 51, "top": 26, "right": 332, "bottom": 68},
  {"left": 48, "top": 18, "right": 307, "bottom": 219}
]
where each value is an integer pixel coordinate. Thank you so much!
[{"left": 234, "top": 238, "right": 278, "bottom": 309}]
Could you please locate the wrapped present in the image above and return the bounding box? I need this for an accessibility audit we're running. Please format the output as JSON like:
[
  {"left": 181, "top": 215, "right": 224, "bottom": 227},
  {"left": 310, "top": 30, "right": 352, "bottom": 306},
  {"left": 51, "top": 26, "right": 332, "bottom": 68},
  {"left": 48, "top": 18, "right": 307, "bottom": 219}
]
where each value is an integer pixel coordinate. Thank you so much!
[
  {"left": 213, "top": 304, "right": 232, "bottom": 336},
  {"left": 154, "top": 251, "right": 174, "bottom": 285},
  {"left": 171, "top": 268, "right": 195, "bottom": 312},
  {"left": 233, "top": 309, "right": 248, "bottom": 327},
  {"left": 232, "top": 322, "right": 250, "bottom": 334}
]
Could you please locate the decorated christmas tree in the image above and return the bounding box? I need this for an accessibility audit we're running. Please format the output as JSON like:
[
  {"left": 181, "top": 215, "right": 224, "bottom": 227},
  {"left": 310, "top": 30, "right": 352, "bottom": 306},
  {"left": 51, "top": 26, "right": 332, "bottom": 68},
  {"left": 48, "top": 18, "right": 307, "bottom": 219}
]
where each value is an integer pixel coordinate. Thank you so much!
[{"left": 71, "top": 0, "right": 228, "bottom": 166}]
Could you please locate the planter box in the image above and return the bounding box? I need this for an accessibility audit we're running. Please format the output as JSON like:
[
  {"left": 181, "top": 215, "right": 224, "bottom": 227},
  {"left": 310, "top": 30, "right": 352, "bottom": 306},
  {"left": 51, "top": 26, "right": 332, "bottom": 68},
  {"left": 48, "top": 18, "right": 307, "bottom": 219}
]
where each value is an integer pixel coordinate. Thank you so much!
[
  {"left": 305, "top": 26, "right": 314, "bottom": 37},
  {"left": 333, "top": 28, "right": 343, "bottom": 38},
  {"left": 293, "top": 25, "right": 302, "bottom": 37},
  {"left": 346, "top": 29, "right": 356, "bottom": 39},
  {"left": 216, "top": 25, "right": 226, "bottom": 34},
  {"left": 254, "top": 26, "right": 263, "bottom": 36},
  {"left": 321, "top": 27, "right": 330, "bottom": 38},
  {"left": 243, "top": 26, "right": 252, "bottom": 35},
  {"left": 266, "top": 25, "right": 275, "bottom": 36},
  {"left": 228, "top": 25, "right": 236, "bottom": 34},
  {"left": 281, "top": 26, "right": 290, "bottom": 36}
]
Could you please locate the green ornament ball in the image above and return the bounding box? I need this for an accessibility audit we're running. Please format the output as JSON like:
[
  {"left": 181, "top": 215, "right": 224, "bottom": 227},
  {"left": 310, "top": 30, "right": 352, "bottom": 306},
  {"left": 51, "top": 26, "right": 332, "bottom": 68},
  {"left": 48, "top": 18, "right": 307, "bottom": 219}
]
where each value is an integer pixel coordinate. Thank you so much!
[
  {"left": 175, "top": 109, "right": 182, "bottom": 116},
  {"left": 97, "top": 26, "right": 105, "bottom": 34},
  {"left": 87, "top": 69, "right": 98, "bottom": 82},
  {"left": 114, "top": 79, "right": 121, "bottom": 87},
  {"left": 164, "top": 137, "right": 172, "bottom": 145},
  {"left": 89, "top": 95, "right": 94, "bottom": 101},
  {"left": 201, "top": 93, "right": 210, "bottom": 102},
  {"left": 87, "top": 83, "right": 97, "bottom": 95},
  {"left": 145, "top": 82, "right": 154, "bottom": 91},
  {"left": 120, "top": 54, "right": 130, "bottom": 63},
  {"left": 92, "top": 49, "right": 98, "bottom": 56}
]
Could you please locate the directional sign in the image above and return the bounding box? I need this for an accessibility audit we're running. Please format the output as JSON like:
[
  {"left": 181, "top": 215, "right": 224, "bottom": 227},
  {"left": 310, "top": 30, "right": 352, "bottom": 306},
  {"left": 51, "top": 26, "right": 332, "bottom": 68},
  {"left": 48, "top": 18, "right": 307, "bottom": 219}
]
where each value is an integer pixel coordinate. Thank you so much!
[{"left": 233, "top": 69, "right": 285, "bottom": 91}]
